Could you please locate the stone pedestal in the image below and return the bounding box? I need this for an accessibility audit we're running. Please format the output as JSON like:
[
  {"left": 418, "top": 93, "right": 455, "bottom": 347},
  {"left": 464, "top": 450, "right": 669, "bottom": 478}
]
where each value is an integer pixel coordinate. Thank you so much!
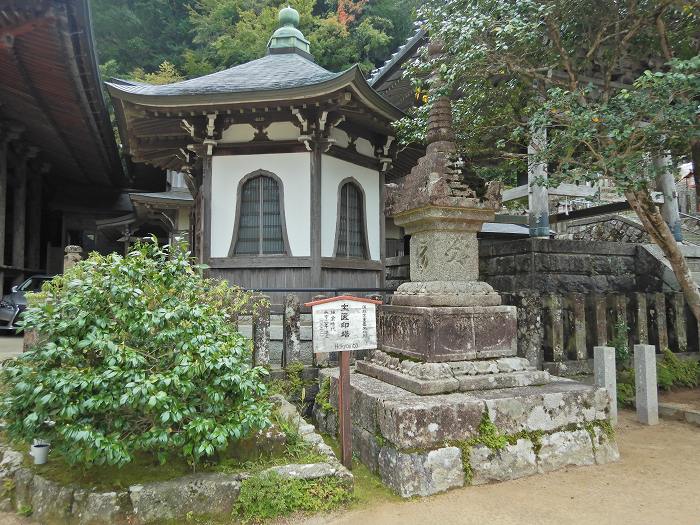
[{"left": 314, "top": 370, "right": 619, "bottom": 498}]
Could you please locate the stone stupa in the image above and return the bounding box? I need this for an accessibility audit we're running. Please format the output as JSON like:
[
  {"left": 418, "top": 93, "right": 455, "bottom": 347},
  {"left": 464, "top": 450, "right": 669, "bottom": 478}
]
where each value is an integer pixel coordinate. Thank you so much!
[{"left": 314, "top": 40, "right": 619, "bottom": 498}]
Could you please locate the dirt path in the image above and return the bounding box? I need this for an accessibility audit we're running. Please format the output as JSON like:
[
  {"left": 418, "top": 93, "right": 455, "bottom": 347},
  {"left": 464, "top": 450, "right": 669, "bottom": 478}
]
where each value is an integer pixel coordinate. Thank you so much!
[
  {"left": 303, "top": 410, "right": 700, "bottom": 525},
  {"left": 660, "top": 388, "right": 700, "bottom": 410},
  {"left": 3, "top": 410, "right": 699, "bottom": 525}
]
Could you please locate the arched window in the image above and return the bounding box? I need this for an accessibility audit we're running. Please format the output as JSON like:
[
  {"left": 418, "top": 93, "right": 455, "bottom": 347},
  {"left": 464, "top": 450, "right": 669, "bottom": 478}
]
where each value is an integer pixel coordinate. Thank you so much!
[
  {"left": 232, "top": 173, "right": 287, "bottom": 255},
  {"left": 335, "top": 180, "right": 367, "bottom": 258}
]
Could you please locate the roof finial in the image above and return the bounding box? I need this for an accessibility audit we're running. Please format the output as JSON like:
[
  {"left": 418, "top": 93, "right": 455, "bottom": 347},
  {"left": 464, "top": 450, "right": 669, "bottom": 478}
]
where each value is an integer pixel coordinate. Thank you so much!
[{"left": 268, "top": 5, "right": 311, "bottom": 56}]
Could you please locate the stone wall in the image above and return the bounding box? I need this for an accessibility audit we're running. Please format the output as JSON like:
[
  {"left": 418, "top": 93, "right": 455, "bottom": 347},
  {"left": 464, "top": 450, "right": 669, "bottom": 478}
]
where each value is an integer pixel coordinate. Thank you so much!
[
  {"left": 558, "top": 214, "right": 650, "bottom": 244},
  {"left": 0, "top": 396, "right": 351, "bottom": 524},
  {"left": 479, "top": 238, "right": 665, "bottom": 293}
]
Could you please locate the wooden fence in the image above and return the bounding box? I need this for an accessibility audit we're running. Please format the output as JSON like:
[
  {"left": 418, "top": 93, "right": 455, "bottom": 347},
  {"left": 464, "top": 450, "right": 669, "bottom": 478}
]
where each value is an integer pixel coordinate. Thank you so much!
[
  {"left": 242, "top": 291, "right": 700, "bottom": 376},
  {"left": 502, "top": 291, "right": 700, "bottom": 375}
]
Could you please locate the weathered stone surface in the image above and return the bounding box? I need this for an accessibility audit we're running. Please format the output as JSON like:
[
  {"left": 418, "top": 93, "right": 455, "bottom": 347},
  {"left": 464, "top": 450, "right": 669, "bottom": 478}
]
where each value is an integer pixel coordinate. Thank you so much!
[
  {"left": 591, "top": 427, "right": 620, "bottom": 465},
  {"left": 537, "top": 430, "right": 595, "bottom": 473},
  {"left": 352, "top": 426, "right": 380, "bottom": 474},
  {"left": 324, "top": 370, "right": 611, "bottom": 450},
  {"left": 634, "top": 344, "right": 659, "bottom": 425},
  {"left": 378, "top": 304, "right": 517, "bottom": 362},
  {"left": 357, "top": 359, "right": 549, "bottom": 395},
  {"left": 470, "top": 439, "right": 537, "bottom": 485},
  {"left": 392, "top": 280, "right": 501, "bottom": 307},
  {"left": 13, "top": 467, "right": 34, "bottom": 509},
  {"left": 484, "top": 384, "right": 609, "bottom": 434},
  {"left": 264, "top": 463, "right": 340, "bottom": 481},
  {"left": 31, "top": 475, "right": 75, "bottom": 523},
  {"left": 129, "top": 473, "right": 241, "bottom": 524},
  {"left": 457, "top": 371, "right": 550, "bottom": 392},
  {"left": 378, "top": 446, "right": 464, "bottom": 498},
  {"left": 0, "top": 450, "right": 24, "bottom": 480},
  {"left": 72, "top": 490, "right": 130, "bottom": 525}
]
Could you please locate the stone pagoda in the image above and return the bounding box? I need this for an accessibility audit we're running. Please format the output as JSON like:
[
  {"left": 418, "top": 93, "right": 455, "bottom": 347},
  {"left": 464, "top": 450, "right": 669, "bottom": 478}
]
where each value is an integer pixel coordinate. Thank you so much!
[{"left": 315, "top": 41, "right": 619, "bottom": 498}]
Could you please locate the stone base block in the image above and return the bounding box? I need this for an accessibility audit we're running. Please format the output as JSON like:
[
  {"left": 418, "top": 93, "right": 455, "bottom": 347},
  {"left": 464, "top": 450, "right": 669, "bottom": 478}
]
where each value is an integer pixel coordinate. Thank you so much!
[
  {"left": 314, "top": 370, "right": 619, "bottom": 498},
  {"left": 357, "top": 356, "right": 550, "bottom": 395},
  {"left": 379, "top": 304, "right": 517, "bottom": 362}
]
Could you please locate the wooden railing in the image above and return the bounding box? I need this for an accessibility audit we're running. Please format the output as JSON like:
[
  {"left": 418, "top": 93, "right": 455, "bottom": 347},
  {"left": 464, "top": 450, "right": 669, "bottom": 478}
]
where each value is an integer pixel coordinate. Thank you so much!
[{"left": 502, "top": 291, "right": 700, "bottom": 375}]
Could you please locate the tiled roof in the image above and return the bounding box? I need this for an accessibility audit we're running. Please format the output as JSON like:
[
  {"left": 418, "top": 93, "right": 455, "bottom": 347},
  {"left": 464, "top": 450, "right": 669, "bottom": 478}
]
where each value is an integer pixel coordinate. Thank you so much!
[
  {"left": 368, "top": 28, "right": 427, "bottom": 88},
  {"left": 108, "top": 53, "right": 345, "bottom": 97}
]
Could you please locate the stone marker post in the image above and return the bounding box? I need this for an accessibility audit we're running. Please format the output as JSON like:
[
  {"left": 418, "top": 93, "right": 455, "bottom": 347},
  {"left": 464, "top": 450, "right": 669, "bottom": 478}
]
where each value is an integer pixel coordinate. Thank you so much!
[
  {"left": 634, "top": 344, "right": 659, "bottom": 425},
  {"left": 63, "top": 245, "right": 83, "bottom": 271},
  {"left": 252, "top": 295, "right": 271, "bottom": 367},
  {"left": 594, "top": 346, "right": 617, "bottom": 425},
  {"left": 283, "top": 293, "right": 302, "bottom": 366}
]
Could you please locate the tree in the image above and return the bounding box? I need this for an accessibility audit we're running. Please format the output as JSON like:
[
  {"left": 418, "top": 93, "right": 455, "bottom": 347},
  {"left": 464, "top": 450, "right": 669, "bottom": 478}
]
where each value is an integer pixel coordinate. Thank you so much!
[{"left": 399, "top": 0, "right": 700, "bottom": 320}]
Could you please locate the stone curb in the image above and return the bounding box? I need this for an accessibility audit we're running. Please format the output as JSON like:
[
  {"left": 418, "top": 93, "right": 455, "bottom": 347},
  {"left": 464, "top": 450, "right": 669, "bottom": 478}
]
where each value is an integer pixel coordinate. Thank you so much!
[
  {"left": 0, "top": 395, "right": 350, "bottom": 524},
  {"left": 658, "top": 402, "right": 700, "bottom": 426}
]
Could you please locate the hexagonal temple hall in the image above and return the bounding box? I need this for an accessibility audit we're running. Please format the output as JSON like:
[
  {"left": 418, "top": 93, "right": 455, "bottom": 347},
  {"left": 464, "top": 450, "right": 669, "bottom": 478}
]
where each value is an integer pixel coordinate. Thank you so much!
[{"left": 313, "top": 40, "right": 619, "bottom": 498}]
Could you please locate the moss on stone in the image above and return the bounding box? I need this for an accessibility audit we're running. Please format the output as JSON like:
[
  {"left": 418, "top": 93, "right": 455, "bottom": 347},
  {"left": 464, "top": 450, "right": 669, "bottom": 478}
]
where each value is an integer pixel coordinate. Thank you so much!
[{"left": 314, "top": 377, "right": 335, "bottom": 414}]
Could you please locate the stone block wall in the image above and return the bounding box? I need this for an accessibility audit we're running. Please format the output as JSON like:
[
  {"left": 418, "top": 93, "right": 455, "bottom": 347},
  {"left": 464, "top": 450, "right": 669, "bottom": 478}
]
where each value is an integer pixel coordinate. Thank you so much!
[
  {"left": 559, "top": 214, "right": 650, "bottom": 244},
  {"left": 479, "top": 238, "right": 664, "bottom": 293}
]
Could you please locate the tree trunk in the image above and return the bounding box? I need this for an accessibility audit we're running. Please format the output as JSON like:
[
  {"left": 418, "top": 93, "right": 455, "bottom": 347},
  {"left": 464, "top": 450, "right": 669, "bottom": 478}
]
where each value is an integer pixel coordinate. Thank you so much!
[
  {"left": 626, "top": 189, "right": 700, "bottom": 323},
  {"left": 692, "top": 139, "right": 700, "bottom": 213}
]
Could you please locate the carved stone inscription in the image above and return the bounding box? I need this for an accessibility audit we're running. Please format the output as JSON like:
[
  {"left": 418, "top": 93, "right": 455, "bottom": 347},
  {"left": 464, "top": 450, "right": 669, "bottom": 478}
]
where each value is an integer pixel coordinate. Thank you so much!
[
  {"left": 379, "top": 305, "right": 517, "bottom": 362},
  {"left": 409, "top": 230, "right": 479, "bottom": 283}
]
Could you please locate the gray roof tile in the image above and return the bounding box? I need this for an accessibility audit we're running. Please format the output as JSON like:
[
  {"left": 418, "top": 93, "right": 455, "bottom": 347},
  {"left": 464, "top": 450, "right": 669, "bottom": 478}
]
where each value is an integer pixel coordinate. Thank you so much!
[{"left": 109, "top": 53, "right": 345, "bottom": 97}]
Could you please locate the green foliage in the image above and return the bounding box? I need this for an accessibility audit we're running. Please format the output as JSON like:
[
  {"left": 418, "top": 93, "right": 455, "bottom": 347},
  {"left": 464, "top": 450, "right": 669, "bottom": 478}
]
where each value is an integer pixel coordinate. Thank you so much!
[
  {"left": 0, "top": 240, "right": 271, "bottom": 469},
  {"left": 611, "top": 321, "right": 630, "bottom": 368},
  {"left": 17, "top": 505, "right": 32, "bottom": 517},
  {"left": 130, "top": 61, "right": 184, "bottom": 85},
  {"left": 91, "top": 0, "right": 418, "bottom": 79},
  {"left": 400, "top": 0, "right": 699, "bottom": 189},
  {"left": 473, "top": 411, "right": 508, "bottom": 450},
  {"left": 617, "top": 379, "right": 636, "bottom": 409},
  {"left": 234, "top": 471, "right": 352, "bottom": 522},
  {"left": 657, "top": 348, "right": 700, "bottom": 391},
  {"left": 314, "top": 377, "right": 335, "bottom": 413}
]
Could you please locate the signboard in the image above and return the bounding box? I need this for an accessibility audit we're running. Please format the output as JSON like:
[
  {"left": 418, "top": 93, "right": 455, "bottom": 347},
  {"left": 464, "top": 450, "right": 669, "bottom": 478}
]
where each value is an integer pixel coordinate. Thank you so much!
[
  {"left": 309, "top": 297, "right": 378, "bottom": 354},
  {"left": 304, "top": 295, "right": 382, "bottom": 469}
]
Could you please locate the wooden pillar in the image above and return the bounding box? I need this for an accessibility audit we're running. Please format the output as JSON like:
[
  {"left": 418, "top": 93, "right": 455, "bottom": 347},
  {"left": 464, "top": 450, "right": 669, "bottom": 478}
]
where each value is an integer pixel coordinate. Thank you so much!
[
  {"left": 201, "top": 151, "right": 213, "bottom": 264},
  {"left": 252, "top": 295, "right": 271, "bottom": 367},
  {"left": 283, "top": 293, "right": 302, "bottom": 366},
  {"left": 310, "top": 140, "right": 322, "bottom": 288},
  {"left": 654, "top": 293, "right": 669, "bottom": 351},
  {"left": 656, "top": 156, "right": 682, "bottom": 242},
  {"left": 571, "top": 294, "right": 587, "bottom": 361},
  {"left": 27, "top": 170, "right": 42, "bottom": 271},
  {"left": 12, "top": 153, "right": 28, "bottom": 281},
  {"left": 547, "top": 294, "right": 564, "bottom": 362},
  {"left": 0, "top": 137, "right": 7, "bottom": 292},
  {"left": 671, "top": 293, "right": 687, "bottom": 352},
  {"left": 528, "top": 127, "right": 549, "bottom": 238},
  {"left": 634, "top": 293, "right": 648, "bottom": 345},
  {"left": 594, "top": 294, "right": 608, "bottom": 346}
]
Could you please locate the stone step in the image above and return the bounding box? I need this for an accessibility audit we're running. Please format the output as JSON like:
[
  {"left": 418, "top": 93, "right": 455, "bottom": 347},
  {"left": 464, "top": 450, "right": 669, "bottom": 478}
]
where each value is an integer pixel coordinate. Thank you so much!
[{"left": 356, "top": 359, "right": 550, "bottom": 395}]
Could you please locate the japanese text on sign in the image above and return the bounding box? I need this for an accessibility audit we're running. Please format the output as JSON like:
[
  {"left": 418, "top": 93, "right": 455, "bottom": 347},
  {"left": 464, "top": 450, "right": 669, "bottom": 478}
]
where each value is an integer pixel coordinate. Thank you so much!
[{"left": 311, "top": 299, "right": 378, "bottom": 354}]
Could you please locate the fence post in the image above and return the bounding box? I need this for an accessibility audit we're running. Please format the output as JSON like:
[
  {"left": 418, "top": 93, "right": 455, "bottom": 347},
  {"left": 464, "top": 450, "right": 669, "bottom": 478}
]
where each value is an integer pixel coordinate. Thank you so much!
[
  {"left": 572, "top": 294, "right": 587, "bottom": 362},
  {"left": 594, "top": 294, "right": 608, "bottom": 346},
  {"left": 654, "top": 293, "right": 669, "bottom": 350},
  {"left": 283, "top": 293, "right": 302, "bottom": 366},
  {"left": 671, "top": 293, "right": 687, "bottom": 352},
  {"left": 594, "top": 346, "right": 617, "bottom": 425},
  {"left": 634, "top": 293, "right": 648, "bottom": 345},
  {"left": 634, "top": 344, "right": 659, "bottom": 425},
  {"left": 311, "top": 295, "right": 328, "bottom": 368},
  {"left": 252, "top": 295, "right": 270, "bottom": 367},
  {"left": 547, "top": 294, "right": 564, "bottom": 362}
]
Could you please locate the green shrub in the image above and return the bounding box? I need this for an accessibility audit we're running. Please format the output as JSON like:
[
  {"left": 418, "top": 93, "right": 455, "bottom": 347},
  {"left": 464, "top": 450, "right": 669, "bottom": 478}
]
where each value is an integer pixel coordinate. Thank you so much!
[
  {"left": 616, "top": 382, "right": 635, "bottom": 408},
  {"left": 610, "top": 321, "right": 630, "bottom": 368},
  {"left": 234, "top": 471, "right": 352, "bottom": 522},
  {"left": 657, "top": 348, "right": 700, "bottom": 391},
  {"left": 0, "top": 240, "right": 271, "bottom": 468}
]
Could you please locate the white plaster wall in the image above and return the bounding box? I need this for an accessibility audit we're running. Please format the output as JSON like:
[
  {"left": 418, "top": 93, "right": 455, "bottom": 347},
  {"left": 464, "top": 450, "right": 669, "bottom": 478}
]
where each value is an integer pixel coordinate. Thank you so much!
[
  {"left": 221, "top": 124, "right": 255, "bottom": 142},
  {"left": 210, "top": 153, "right": 311, "bottom": 258},
  {"left": 321, "top": 155, "right": 380, "bottom": 261}
]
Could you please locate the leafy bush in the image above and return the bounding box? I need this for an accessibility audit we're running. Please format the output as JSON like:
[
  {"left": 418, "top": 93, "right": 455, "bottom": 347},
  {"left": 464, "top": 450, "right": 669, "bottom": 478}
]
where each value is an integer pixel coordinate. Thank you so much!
[
  {"left": 657, "top": 349, "right": 700, "bottom": 391},
  {"left": 0, "top": 241, "right": 271, "bottom": 468},
  {"left": 234, "top": 471, "right": 352, "bottom": 522}
]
